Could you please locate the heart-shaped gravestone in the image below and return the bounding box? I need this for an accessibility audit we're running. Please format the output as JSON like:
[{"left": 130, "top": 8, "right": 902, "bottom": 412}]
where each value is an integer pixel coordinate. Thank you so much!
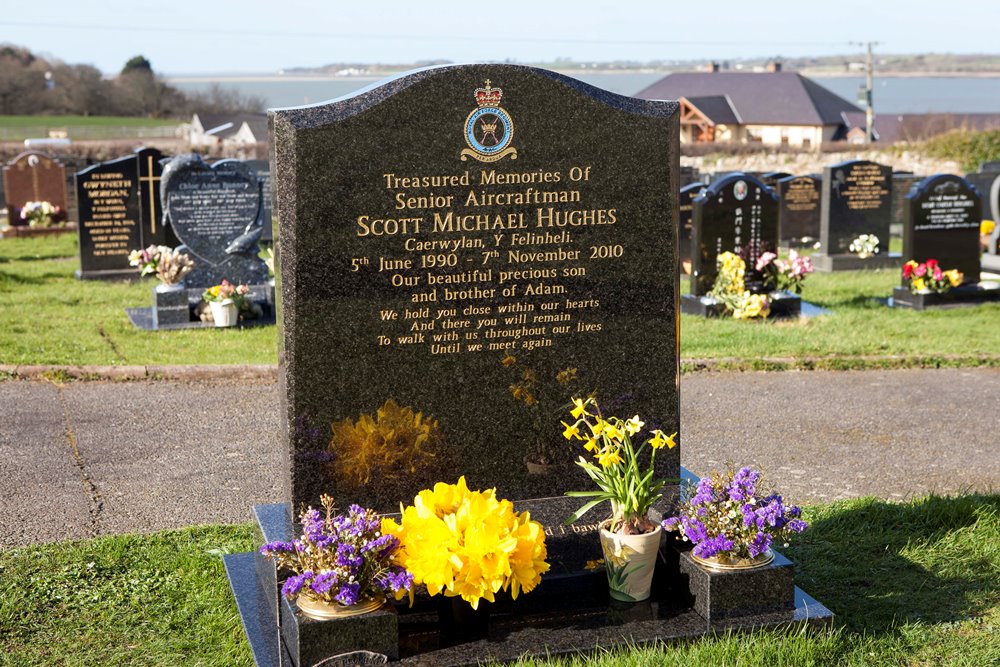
[{"left": 161, "top": 155, "right": 261, "bottom": 267}]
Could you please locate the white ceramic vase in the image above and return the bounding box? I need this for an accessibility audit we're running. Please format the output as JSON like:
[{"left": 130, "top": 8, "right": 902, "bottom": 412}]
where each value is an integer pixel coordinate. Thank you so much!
[
  {"left": 598, "top": 522, "right": 662, "bottom": 602},
  {"left": 209, "top": 299, "right": 238, "bottom": 327}
]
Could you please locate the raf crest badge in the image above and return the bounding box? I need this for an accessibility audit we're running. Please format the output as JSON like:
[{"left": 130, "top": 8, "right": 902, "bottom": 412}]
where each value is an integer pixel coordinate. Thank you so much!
[{"left": 460, "top": 80, "right": 517, "bottom": 163}]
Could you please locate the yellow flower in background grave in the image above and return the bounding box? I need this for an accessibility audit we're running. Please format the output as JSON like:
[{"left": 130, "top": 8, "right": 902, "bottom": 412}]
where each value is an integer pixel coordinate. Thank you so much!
[
  {"left": 912, "top": 277, "right": 926, "bottom": 292},
  {"left": 562, "top": 421, "right": 582, "bottom": 441},
  {"left": 624, "top": 415, "right": 644, "bottom": 436},
  {"left": 945, "top": 269, "right": 963, "bottom": 287},
  {"left": 982, "top": 220, "right": 996, "bottom": 236}
]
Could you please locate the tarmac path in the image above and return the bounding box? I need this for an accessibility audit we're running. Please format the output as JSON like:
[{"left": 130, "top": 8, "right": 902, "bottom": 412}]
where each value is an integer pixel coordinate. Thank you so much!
[{"left": 1, "top": 367, "right": 997, "bottom": 548}]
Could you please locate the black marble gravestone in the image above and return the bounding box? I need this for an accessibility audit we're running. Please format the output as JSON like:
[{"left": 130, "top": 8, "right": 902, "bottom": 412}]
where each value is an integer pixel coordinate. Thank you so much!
[
  {"left": 678, "top": 182, "right": 704, "bottom": 270},
  {"left": 964, "top": 169, "right": 1000, "bottom": 223},
  {"left": 135, "top": 147, "right": 179, "bottom": 248},
  {"left": 814, "top": 159, "right": 895, "bottom": 271},
  {"left": 75, "top": 155, "right": 142, "bottom": 280},
  {"left": 688, "top": 173, "right": 778, "bottom": 297},
  {"left": 902, "top": 174, "right": 982, "bottom": 284},
  {"left": 247, "top": 159, "right": 274, "bottom": 243},
  {"left": 761, "top": 171, "right": 792, "bottom": 187},
  {"left": 160, "top": 154, "right": 268, "bottom": 288},
  {"left": 776, "top": 175, "right": 821, "bottom": 244}
]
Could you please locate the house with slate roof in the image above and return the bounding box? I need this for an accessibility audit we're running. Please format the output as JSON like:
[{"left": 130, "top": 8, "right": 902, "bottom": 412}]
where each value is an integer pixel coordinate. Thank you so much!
[
  {"left": 635, "top": 66, "right": 862, "bottom": 149},
  {"left": 188, "top": 113, "right": 268, "bottom": 148}
]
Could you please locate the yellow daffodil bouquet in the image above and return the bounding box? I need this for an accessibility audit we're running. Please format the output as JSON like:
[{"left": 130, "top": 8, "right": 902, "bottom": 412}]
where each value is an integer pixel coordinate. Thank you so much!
[
  {"left": 563, "top": 397, "right": 677, "bottom": 535},
  {"left": 381, "top": 477, "right": 549, "bottom": 610}
]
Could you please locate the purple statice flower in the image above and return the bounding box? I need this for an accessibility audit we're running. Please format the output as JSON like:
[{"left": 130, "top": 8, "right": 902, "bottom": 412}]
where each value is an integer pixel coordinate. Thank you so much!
[
  {"left": 680, "top": 516, "right": 708, "bottom": 544},
  {"left": 259, "top": 540, "right": 295, "bottom": 556},
  {"left": 281, "top": 570, "right": 314, "bottom": 598},
  {"left": 313, "top": 534, "right": 338, "bottom": 551},
  {"left": 693, "top": 533, "right": 734, "bottom": 559},
  {"left": 361, "top": 533, "right": 398, "bottom": 559},
  {"left": 748, "top": 531, "right": 773, "bottom": 558},
  {"left": 753, "top": 495, "right": 786, "bottom": 529},
  {"left": 786, "top": 505, "right": 802, "bottom": 519},
  {"left": 727, "top": 467, "right": 761, "bottom": 502},
  {"left": 787, "top": 519, "right": 808, "bottom": 534},
  {"left": 377, "top": 567, "right": 414, "bottom": 594},
  {"left": 691, "top": 478, "right": 716, "bottom": 506},
  {"left": 336, "top": 543, "right": 364, "bottom": 569},
  {"left": 310, "top": 570, "right": 340, "bottom": 595},
  {"left": 335, "top": 582, "right": 361, "bottom": 606},
  {"left": 741, "top": 502, "right": 757, "bottom": 528},
  {"left": 661, "top": 516, "right": 681, "bottom": 531},
  {"left": 302, "top": 508, "right": 325, "bottom": 542}
]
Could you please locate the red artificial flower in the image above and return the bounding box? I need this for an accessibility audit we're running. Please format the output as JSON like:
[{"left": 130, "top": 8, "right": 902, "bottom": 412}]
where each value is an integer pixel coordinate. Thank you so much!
[{"left": 902, "top": 264, "right": 913, "bottom": 278}]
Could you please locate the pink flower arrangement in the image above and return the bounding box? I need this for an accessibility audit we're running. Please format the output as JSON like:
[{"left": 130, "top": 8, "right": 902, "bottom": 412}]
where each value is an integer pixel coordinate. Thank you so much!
[{"left": 756, "top": 250, "right": 814, "bottom": 294}]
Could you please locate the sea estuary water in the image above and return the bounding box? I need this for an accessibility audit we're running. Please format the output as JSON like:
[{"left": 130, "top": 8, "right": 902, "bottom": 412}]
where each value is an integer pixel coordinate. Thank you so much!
[{"left": 169, "top": 73, "right": 1000, "bottom": 114}]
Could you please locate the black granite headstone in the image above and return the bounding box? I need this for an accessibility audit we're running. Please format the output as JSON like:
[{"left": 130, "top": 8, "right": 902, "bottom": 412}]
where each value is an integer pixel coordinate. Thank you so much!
[
  {"left": 689, "top": 173, "right": 778, "bottom": 296},
  {"left": 678, "top": 182, "right": 704, "bottom": 267},
  {"left": 964, "top": 170, "right": 1000, "bottom": 223},
  {"left": 248, "top": 159, "right": 274, "bottom": 243},
  {"left": 902, "top": 174, "right": 982, "bottom": 285},
  {"left": 135, "top": 147, "right": 179, "bottom": 248},
  {"left": 75, "top": 155, "right": 142, "bottom": 279},
  {"left": 819, "top": 160, "right": 892, "bottom": 255},
  {"left": 760, "top": 171, "right": 792, "bottom": 187},
  {"left": 271, "top": 65, "right": 680, "bottom": 512},
  {"left": 891, "top": 172, "right": 923, "bottom": 230},
  {"left": 776, "top": 175, "right": 821, "bottom": 243},
  {"left": 160, "top": 154, "right": 268, "bottom": 288}
]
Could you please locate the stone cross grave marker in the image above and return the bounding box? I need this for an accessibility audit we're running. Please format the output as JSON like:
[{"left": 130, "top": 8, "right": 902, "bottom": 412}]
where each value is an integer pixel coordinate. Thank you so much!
[
  {"left": 135, "top": 147, "right": 179, "bottom": 248},
  {"left": 903, "top": 174, "right": 982, "bottom": 285},
  {"left": 819, "top": 159, "right": 893, "bottom": 256},
  {"left": 689, "top": 173, "right": 778, "bottom": 296},
  {"left": 271, "top": 64, "right": 680, "bottom": 511},
  {"left": 776, "top": 175, "right": 821, "bottom": 243},
  {"left": 75, "top": 155, "right": 142, "bottom": 279},
  {"left": 2, "top": 151, "right": 68, "bottom": 224},
  {"left": 160, "top": 154, "right": 268, "bottom": 288}
]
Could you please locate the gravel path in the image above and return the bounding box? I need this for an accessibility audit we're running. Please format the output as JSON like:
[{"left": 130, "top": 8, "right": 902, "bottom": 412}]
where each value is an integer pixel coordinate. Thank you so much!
[{"left": 1, "top": 368, "right": 997, "bottom": 548}]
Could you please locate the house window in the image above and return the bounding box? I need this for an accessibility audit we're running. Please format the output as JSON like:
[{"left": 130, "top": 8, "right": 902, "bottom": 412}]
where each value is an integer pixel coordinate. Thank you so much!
[{"left": 802, "top": 137, "right": 812, "bottom": 148}]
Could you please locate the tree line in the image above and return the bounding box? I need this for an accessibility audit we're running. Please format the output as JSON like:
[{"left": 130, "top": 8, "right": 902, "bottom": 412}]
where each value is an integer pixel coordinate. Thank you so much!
[{"left": 0, "top": 45, "right": 265, "bottom": 117}]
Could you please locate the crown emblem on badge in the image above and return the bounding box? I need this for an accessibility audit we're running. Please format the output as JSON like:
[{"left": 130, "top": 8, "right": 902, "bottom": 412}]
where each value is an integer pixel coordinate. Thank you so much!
[
  {"left": 461, "top": 79, "right": 517, "bottom": 163},
  {"left": 474, "top": 80, "right": 503, "bottom": 107}
]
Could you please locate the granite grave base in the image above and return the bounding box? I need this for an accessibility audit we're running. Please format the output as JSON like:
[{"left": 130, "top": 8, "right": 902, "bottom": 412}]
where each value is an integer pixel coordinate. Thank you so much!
[
  {"left": 680, "top": 291, "right": 803, "bottom": 318},
  {"left": 810, "top": 252, "right": 901, "bottom": 272},
  {"left": 125, "top": 284, "right": 276, "bottom": 330},
  {"left": 225, "top": 469, "right": 833, "bottom": 667},
  {"left": 890, "top": 283, "right": 1000, "bottom": 310}
]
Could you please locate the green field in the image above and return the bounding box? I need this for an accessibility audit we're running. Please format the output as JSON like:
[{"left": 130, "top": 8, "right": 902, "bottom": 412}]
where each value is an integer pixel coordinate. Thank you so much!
[
  {"left": 1, "top": 234, "right": 998, "bottom": 368},
  {"left": 2, "top": 493, "right": 997, "bottom": 666},
  {"left": 0, "top": 115, "right": 181, "bottom": 142}
]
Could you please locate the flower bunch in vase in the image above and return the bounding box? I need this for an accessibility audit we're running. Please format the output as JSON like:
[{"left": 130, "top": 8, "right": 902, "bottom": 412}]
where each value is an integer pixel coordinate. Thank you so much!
[
  {"left": 663, "top": 466, "right": 807, "bottom": 570},
  {"left": 128, "top": 245, "right": 194, "bottom": 287},
  {"left": 562, "top": 396, "right": 677, "bottom": 601},
  {"left": 19, "top": 201, "right": 63, "bottom": 228},
  {"left": 848, "top": 234, "right": 880, "bottom": 258},
  {"left": 709, "top": 251, "right": 770, "bottom": 319},
  {"left": 381, "top": 476, "right": 549, "bottom": 609},
  {"left": 202, "top": 280, "right": 249, "bottom": 326},
  {"left": 755, "top": 250, "right": 814, "bottom": 294},
  {"left": 902, "top": 259, "right": 963, "bottom": 294},
  {"left": 260, "top": 496, "right": 413, "bottom": 619}
]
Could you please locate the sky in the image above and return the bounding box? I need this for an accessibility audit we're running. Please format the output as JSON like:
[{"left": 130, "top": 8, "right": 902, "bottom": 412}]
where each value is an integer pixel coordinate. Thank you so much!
[{"left": 2, "top": 0, "right": 998, "bottom": 75}]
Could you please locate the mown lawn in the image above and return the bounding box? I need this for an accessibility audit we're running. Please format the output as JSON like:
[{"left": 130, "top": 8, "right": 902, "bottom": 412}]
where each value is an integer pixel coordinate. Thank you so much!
[
  {"left": 1, "top": 234, "right": 998, "bottom": 368},
  {"left": 0, "top": 115, "right": 181, "bottom": 141},
  {"left": 2, "top": 494, "right": 997, "bottom": 666}
]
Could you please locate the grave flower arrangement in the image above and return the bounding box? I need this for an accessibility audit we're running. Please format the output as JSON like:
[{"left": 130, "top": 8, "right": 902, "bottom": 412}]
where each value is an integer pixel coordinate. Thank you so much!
[
  {"left": 562, "top": 396, "right": 677, "bottom": 600},
  {"left": 20, "top": 200, "right": 64, "bottom": 228},
  {"left": 902, "top": 259, "right": 963, "bottom": 294},
  {"left": 848, "top": 233, "right": 880, "bottom": 258},
  {"left": 381, "top": 476, "right": 549, "bottom": 610},
  {"left": 128, "top": 245, "right": 195, "bottom": 286},
  {"left": 202, "top": 279, "right": 250, "bottom": 306},
  {"left": 755, "top": 250, "right": 814, "bottom": 295},
  {"left": 709, "top": 251, "right": 770, "bottom": 319},
  {"left": 260, "top": 495, "right": 413, "bottom": 618},
  {"left": 662, "top": 466, "right": 807, "bottom": 568}
]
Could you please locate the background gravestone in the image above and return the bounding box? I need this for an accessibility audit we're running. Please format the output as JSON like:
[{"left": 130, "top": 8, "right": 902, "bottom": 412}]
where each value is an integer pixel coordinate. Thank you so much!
[
  {"left": 160, "top": 154, "right": 268, "bottom": 288},
  {"left": 247, "top": 159, "right": 274, "bottom": 243},
  {"left": 689, "top": 172, "right": 778, "bottom": 296},
  {"left": 678, "top": 182, "right": 704, "bottom": 270},
  {"left": 75, "top": 155, "right": 142, "bottom": 280},
  {"left": 761, "top": 171, "right": 792, "bottom": 187},
  {"left": 2, "top": 151, "right": 68, "bottom": 224},
  {"left": 964, "top": 167, "right": 1000, "bottom": 223},
  {"left": 777, "top": 175, "right": 821, "bottom": 243},
  {"left": 903, "top": 174, "right": 982, "bottom": 285},
  {"left": 272, "top": 64, "right": 680, "bottom": 511},
  {"left": 135, "top": 147, "right": 179, "bottom": 248},
  {"left": 814, "top": 159, "right": 893, "bottom": 270},
  {"left": 891, "top": 172, "right": 924, "bottom": 230}
]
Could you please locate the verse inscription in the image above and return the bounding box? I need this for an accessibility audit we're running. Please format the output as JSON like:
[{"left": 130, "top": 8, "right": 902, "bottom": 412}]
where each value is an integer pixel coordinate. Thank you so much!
[
  {"left": 352, "top": 166, "right": 618, "bottom": 355},
  {"left": 80, "top": 171, "right": 136, "bottom": 256},
  {"left": 838, "top": 163, "right": 890, "bottom": 210},
  {"left": 169, "top": 181, "right": 259, "bottom": 247}
]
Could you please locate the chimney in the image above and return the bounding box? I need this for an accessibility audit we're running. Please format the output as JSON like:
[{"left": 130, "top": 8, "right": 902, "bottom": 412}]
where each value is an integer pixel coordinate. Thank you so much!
[
  {"left": 706, "top": 61, "right": 720, "bottom": 73},
  {"left": 767, "top": 60, "right": 782, "bottom": 72}
]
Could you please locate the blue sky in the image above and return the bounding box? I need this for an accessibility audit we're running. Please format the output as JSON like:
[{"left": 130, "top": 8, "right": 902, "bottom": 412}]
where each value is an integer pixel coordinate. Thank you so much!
[{"left": 1, "top": 1, "right": 997, "bottom": 75}]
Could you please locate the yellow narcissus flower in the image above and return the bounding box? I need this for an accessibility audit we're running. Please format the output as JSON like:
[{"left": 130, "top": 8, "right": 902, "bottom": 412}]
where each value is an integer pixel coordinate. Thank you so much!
[
  {"left": 982, "top": 219, "right": 996, "bottom": 236},
  {"left": 583, "top": 438, "right": 599, "bottom": 452},
  {"left": 570, "top": 397, "right": 588, "bottom": 419},
  {"left": 649, "top": 431, "right": 678, "bottom": 450},
  {"left": 596, "top": 446, "right": 623, "bottom": 468},
  {"left": 562, "top": 421, "right": 582, "bottom": 441},
  {"left": 602, "top": 423, "right": 624, "bottom": 442},
  {"left": 385, "top": 477, "right": 549, "bottom": 609},
  {"left": 624, "top": 415, "right": 644, "bottom": 436}
]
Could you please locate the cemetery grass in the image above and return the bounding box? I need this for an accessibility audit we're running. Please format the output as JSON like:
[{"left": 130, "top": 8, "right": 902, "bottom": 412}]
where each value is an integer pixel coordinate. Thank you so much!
[
  {"left": 1, "top": 493, "right": 997, "bottom": 666},
  {"left": 2, "top": 235, "right": 1000, "bottom": 368},
  {"left": 0, "top": 115, "right": 181, "bottom": 141}
]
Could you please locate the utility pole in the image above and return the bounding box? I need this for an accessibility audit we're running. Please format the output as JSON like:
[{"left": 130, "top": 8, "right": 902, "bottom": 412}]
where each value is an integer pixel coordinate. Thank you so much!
[{"left": 851, "top": 41, "right": 880, "bottom": 145}]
